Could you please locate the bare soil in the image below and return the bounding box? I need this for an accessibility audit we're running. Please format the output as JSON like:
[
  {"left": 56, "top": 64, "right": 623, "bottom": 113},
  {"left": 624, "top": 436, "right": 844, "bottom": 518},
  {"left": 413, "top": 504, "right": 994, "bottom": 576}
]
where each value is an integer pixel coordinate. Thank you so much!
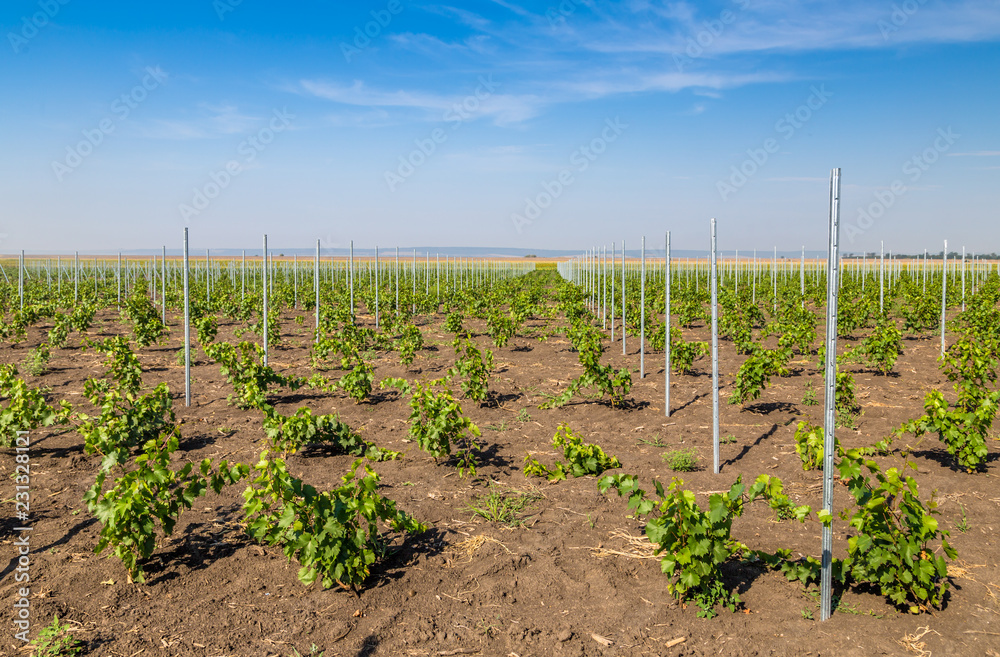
[{"left": 2, "top": 303, "right": 999, "bottom": 657}]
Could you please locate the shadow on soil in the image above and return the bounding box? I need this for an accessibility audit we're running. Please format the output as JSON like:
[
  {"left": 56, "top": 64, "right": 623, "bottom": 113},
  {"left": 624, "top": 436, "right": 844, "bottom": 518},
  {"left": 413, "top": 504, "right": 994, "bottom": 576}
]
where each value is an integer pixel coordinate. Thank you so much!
[{"left": 722, "top": 424, "right": 779, "bottom": 469}]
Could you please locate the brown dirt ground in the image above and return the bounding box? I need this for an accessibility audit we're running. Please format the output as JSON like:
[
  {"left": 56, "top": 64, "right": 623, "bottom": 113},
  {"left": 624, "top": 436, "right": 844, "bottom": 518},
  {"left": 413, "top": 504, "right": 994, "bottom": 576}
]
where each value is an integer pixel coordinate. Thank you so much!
[{"left": 2, "top": 303, "right": 999, "bottom": 657}]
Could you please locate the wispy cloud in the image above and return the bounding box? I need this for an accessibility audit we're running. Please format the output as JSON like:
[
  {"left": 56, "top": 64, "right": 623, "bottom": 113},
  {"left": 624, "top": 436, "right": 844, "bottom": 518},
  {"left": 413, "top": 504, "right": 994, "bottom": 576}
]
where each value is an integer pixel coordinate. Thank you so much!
[
  {"left": 947, "top": 150, "right": 1000, "bottom": 156},
  {"left": 139, "top": 104, "right": 261, "bottom": 140},
  {"left": 299, "top": 79, "right": 544, "bottom": 125}
]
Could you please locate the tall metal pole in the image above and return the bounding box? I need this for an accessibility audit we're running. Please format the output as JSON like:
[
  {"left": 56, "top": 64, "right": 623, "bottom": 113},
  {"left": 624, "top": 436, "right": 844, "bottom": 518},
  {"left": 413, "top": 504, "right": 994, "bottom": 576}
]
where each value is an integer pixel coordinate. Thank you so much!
[
  {"left": 879, "top": 241, "right": 884, "bottom": 314},
  {"left": 961, "top": 246, "right": 966, "bottom": 312},
  {"left": 710, "top": 219, "right": 720, "bottom": 474},
  {"left": 665, "top": 231, "right": 671, "bottom": 418},
  {"left": 183, "top": 229, "right": 191, "bottom": 407},
  {"left": 161, "top": 246, "right": 166, "bottom": 323},
  {"left": 375, "top": 246, "right": 380, "bottom": 329},
  {"left": 800, "top": 245, "right": 805, "bottom": 307},
  {"left": 941, "top": 241, "right": 948, "bottom": 357},
  {"left": 349, "top": 240, "right": 355, "bottom": 320},
  {"left": 820, "top": 168, "right": 842, "bottom": 622},
  {"left": 262, "top": 234, "right": 269, "bottom": 366},
  {"left": 315, "top": 240, "right": 321, "bottom": 340},
  {"left": 640, "top": 236, "right": 646, "bottom": 379},
  {"left": 622, "top": 239, "right": 626, "bottom": 356},
  {"left": 610, "top": 242, "right": 615, "bottom": 341},
  {"left": 923, "top": 249, "right": 927, "bottom": 294},
  {"left": 602, "top": 245, "right": 607, "bottom": 329},
  {"left": 18, "top": 251, "right": 24, "bottom": 310}
]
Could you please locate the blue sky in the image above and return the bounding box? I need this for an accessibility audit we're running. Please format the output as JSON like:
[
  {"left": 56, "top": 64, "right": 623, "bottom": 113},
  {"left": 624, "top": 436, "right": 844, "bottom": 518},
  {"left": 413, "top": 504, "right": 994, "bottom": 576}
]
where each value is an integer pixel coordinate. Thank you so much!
[{"left": 2, "top": 0, "right": 999, "bottom": 254}]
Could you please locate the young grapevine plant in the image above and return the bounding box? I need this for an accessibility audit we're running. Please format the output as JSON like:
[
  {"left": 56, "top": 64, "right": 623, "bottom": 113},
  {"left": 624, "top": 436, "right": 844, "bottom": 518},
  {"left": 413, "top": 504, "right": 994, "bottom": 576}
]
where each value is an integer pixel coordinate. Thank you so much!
[
  {"left": 83, "top": 432, "right": 248, "bottom": 583},
  {"left": 523, "top": 423, "right": 621, "bottom": 481},
  {"left": 242, "top": 455, "right": 425, "bottom": 591},
  {"left": 383, "top": 378, "right": 482, "bottom": 477}
]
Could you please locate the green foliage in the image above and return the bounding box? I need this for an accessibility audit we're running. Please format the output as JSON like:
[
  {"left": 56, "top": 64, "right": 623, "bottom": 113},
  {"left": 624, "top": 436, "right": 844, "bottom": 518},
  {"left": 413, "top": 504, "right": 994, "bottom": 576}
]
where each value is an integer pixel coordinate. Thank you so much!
[
  {"left": 28, "top": 615, "right": 83, "bottom": 657},
  {"left": 486, "top": 312, "right": 516, "bottom": 348},
  {"left": 718, "top": 300, "right": 756, "bottom": 354},
  {"left": 83, "top": 432, "right": 248, "bottom": 583},
  {"left": 542, "top": 321, "right": 631, "bottom": 408},
  {"left": 835, "top": 371, "right": 862, "bottom": 426},
  {"left": 195, "top": 315, "right": 218, "bottom": 345},
  {"left": 662, "top": 447, "right": 699, "bottom": 472},
  {"left": 801, "top": 381, "right": 819, "bottom": 406},
  {"left": 242, "top": 455, "right": 425, "bottom": 590},
  {"left": 466, "top": 483, "right": 542, "bottom": 527},
  {"left": 675, "top": 287, "right": 707, "bottom": 328},
  {"left": 23, "top": 343, "right": 51, "bottom": 376},
  {"left": 449, "top": 339, "right": 493, "bottom": 403},
  {"left": 203, "top": 341, "right": 301, "bottom": 409},
  {"left": 793, "top": 421, "right": 841, "bottom": 471},
  {"left": 262, "top": 406, "right": 399, "bottom": 461},
  {"left": 909, "top": 332, "right": 1000, "bottom": 470},
  {"left": 338, "top": 359, "right": 374, "bottom": 403},
  {"left": 523, "top": 423, "right": 621, "bottom": 481},
  {"left": 0, "top": 364, "right": 71, "bottom": 448},
  {"left": 849, "top": 320, "right": 903, "bottom": 375},
  {"left": 47, "top": 312, "right": 72, "bottom": 348},
  {"left": 395, "top": 324, "right": 423, "bottom": 366},
  {"left": 599, "top": 472, "right": 816, "bottom": 617},
  {"left": 768, "top": 305, "right": 817, "bottom": 354},
  {"left": 398, "top": 379, "right": 481, "bottom": 477},
  {"left": 249, "top": 309, "right": 281, "bottom": 346},
  {"left": 68, "top": 304, "right": 96, "bottom": 334},
  {"left": 729, "top": 346, "right": 792, "bottom": 406},
  {"left": 898, "top": 389, "right": 994, "bottom": 472},
  {"left": 836, "top": 452, "right": 956, "bottom": 612},
  {"left": 122, "top": 292, "right": 166, "bottom": 348},
  {"left": 78, "top": 381, "right": 176, "bottom": 472},
  {"left": 899, "top": 290, "right": 940, "bottom": 335},
  {"left": 600, "top": 474, "right": 745, "bottom": 618},
  {"left": 669, "top": 326, "right": 711, "bottom": 374},
  {"left": 90, "top": 335, "right": 143, "bottom": 395},
  {"left": 443, "top": 311, "right": 464, "bottom": 335}
]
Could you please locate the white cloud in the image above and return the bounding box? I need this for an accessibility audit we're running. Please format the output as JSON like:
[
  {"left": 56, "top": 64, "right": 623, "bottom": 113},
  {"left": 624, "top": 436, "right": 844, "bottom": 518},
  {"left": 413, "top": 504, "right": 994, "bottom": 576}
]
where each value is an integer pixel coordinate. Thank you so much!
[
  {"left": 947, "top": 151, "right": 1000, "bottom": 156},
  {"left": 139, "top": 104, "right": 261, "bottom": 140},
  {"left": 299, "top": 79, "right": 544, "bottom": 125}
]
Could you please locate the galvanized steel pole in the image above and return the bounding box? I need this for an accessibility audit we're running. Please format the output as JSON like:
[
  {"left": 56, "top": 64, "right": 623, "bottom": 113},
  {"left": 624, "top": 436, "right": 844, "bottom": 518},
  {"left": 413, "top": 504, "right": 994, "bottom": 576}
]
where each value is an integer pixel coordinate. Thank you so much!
[
  {"left": 622, "top": 239, "right": 626, "bottom": 356},
  {"left": 263, "top": 235, "right": 269, "bottom": 366},
  {"left": 820, "top": 168, "right": 842, "bottom": 622},
  {"left": 640, "top": 236, "right": 646, "bottom": 379},
  {"left": 941, "top": 241, "right": 948, "bottom": 357},
  {"left": 711, "top": 219, "right": 720, "bottom": 474},
  {"left": 183, "top": 229, "right": 191, "bottom": 407},
  {"left": 315, "top": 240, "right": 321, "bottom": 340},
  {"left": 665, "top": 231, "right": 671, "bottom": 418}
]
